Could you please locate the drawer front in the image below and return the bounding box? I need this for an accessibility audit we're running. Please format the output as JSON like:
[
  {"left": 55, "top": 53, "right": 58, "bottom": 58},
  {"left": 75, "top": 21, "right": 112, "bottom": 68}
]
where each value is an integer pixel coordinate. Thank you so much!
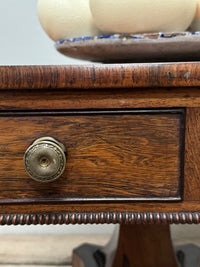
[{"left": 0, "top": 109, "right": 184, "bottom": 203}]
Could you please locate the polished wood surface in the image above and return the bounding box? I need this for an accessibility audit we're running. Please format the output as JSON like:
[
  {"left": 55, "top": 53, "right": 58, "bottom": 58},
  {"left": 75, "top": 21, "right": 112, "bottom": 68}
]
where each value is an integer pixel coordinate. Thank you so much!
[
  {"left": 1, "top": 88, "right": 200, "bottom": 112},
  {"left": 1, "top": 202, "right": 200, "bottom": 215},
  {"left": 184, "top": 108, "right": 200, "bottom": 201},
  {"left": 0, "top": 110, "right": 183, "bottom": 203},
  {"left": 0, "top": 63, "right": 197, "bottom": 266},
  {"left": 0, "top": 63, "right": 198, "bottom": 224},
  {"left": 0, "top": 63, "right": 200, "bottom": 90},
  {"left": 112, "top": 224, "right": 178, "bottom": 267}
]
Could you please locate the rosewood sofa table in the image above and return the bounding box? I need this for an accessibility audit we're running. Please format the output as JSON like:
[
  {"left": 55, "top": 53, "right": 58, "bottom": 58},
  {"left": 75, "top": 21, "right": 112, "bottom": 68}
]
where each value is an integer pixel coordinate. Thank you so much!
[{"left": 0, "top": 63, "right": 200, "bottom": 266}]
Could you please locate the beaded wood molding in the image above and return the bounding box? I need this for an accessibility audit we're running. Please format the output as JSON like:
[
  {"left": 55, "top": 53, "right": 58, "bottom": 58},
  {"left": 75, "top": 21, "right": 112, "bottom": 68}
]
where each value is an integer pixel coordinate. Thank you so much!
[{"left": 0, "top": 212, "right": 200, "bottom": 225}]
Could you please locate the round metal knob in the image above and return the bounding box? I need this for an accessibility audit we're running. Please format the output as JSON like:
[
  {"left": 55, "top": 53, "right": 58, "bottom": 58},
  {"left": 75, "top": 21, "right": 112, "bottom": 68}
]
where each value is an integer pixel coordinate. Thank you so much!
[{"left": 24, "top": 137, "right": 67, "bottom": 183}]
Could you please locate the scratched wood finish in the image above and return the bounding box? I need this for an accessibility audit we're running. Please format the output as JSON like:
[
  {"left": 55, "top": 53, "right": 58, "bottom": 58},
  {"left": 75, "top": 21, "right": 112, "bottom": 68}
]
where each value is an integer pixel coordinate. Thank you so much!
[
  {"left": 0, "top": 63, "right": 200, "bottom": 90},
  {"left": 112, "top": 224, "right": 178, "bottom": 267},
  {"left": 0, "top": 110, "right": 182, "bottom": 203},
  {"left": 184, "top": 108, "right": 200, "bottom": 201}
]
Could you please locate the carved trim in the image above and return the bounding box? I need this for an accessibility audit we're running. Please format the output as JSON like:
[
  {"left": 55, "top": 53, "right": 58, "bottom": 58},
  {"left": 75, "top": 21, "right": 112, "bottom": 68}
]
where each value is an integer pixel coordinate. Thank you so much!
[{"left": 0, "top": 212, "right": 200, "bottom": 225}]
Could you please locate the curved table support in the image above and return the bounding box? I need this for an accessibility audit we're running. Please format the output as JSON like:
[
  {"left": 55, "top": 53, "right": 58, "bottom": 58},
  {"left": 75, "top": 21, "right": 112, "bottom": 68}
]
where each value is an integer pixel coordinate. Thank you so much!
[{"left": 112, "top": 224, "right": 178, "bottom": 267}]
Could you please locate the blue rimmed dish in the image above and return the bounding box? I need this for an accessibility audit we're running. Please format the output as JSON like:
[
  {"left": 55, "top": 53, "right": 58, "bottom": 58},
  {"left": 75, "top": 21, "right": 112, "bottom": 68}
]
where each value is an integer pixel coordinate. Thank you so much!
[{"left": 55, "top": 32, "right": 200, "bottom": 63}]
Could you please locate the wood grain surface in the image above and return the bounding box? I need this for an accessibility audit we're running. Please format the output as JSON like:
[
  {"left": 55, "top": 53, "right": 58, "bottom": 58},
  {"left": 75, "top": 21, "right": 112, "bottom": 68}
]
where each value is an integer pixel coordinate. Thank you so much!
[
  {"left": 0, "top": 109, "right": 183, "bottom": 203},
  {"left": 1, "top": 203, "right": 200, "bottom": 220},
  {"left": 184, "top": 108, "right": 200, "bottom": 201},
  {"left": 0, "top": 63, "right": 200, "bottom": 90},
  {"left": 112, "top": 224, "right": 178, "bottom": 267},
  {"left": 0, "top": 64, "right": 199, "bottom": 222},
  {"left": 1, "top": 88, "right": 200, "bottom": 112}
]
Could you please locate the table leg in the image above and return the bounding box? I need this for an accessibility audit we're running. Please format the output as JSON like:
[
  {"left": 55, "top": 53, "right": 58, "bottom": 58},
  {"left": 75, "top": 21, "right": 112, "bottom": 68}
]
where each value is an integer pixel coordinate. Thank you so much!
[
  {"left": 73, "top": 224, "right": 178, "bottom": 267},
  {"left": 112, "top": 224, "right": 178, "bottom": 267}
]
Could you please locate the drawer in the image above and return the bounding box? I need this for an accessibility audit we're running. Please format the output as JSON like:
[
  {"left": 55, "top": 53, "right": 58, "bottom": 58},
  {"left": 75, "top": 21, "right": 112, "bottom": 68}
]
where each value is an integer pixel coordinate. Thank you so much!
[{"left": 0, "top": 109, "right": 184, "bottom": 204}]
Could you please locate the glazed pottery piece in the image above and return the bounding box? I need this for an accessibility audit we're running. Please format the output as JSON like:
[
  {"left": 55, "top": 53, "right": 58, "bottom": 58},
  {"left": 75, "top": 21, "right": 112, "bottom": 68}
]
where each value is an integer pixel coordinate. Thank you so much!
[
  {"left": 56, "top": 32, "right": 200, "bottom": 63},
  {"left": 89, "top": 0, "right": 196, "bottom": 34},
  {"left": 37, "top": 0, "right": 100, "bottom": 41}
]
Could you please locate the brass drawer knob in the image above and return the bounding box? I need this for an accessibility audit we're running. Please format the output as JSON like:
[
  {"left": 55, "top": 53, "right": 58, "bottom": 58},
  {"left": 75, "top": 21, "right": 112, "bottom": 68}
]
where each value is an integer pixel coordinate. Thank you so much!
[{"left": 24, "top": 137, "right": 67, "bottom": 183}]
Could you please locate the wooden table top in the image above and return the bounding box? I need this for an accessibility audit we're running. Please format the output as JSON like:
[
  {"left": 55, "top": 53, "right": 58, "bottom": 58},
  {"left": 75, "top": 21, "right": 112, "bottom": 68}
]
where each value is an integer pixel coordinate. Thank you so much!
[{"left": 0, "top": 62, "right": 200, "bottom": 90}]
